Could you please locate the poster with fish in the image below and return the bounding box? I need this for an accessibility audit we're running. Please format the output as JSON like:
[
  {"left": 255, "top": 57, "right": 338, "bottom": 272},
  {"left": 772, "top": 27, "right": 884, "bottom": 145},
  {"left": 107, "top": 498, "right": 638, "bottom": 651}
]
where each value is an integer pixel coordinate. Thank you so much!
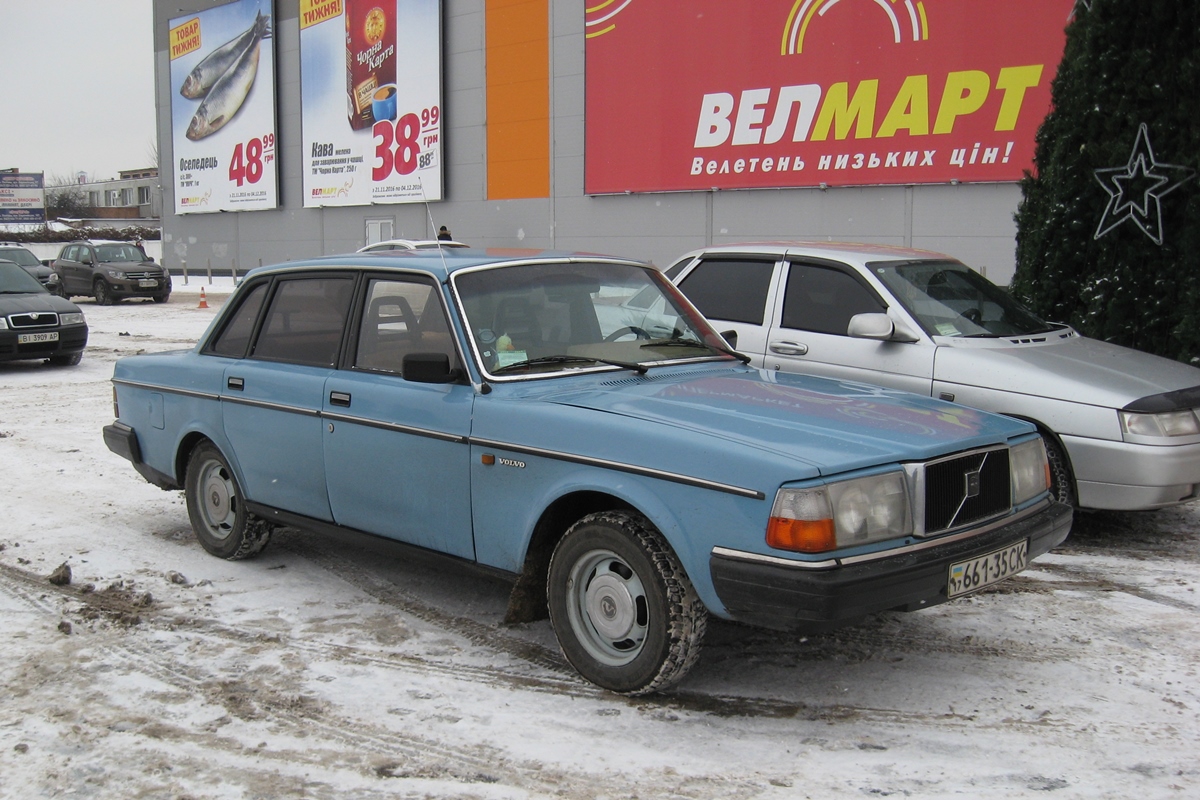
[
  {"left": 169, "top": 0, "right": 278, "bottom": 214},
  {"left": 298, "top": 0, "right": 443, "bottom": 208}
]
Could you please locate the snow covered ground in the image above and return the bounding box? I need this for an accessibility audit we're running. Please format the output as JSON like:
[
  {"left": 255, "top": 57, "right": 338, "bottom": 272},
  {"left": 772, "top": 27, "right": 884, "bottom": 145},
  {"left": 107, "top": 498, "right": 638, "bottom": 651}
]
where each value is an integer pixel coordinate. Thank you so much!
[{"left": 2, "top": 281, "right": 1198, "bottom": 799}]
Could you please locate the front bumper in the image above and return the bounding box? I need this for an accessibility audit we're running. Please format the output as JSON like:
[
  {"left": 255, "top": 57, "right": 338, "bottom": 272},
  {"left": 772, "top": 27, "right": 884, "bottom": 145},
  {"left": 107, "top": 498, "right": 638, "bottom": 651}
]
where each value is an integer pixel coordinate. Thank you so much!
[
  {"left": 0, "top": 325, "right": 88, "bottom": 362},
  {"left": 1063, "top": 434, "right": 1200, "bottom": 510},
  {"left": 709, "top": 499, "right": 1072, "bottom": 632}
]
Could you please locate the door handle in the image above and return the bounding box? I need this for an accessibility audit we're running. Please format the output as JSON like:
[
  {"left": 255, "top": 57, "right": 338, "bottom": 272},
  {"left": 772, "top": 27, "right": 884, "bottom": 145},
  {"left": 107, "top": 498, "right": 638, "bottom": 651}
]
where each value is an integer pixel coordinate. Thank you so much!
[
  {"left": 227, "top": 376, "right": 244, "bottom": 390},
  {"left": 769, "top": 341, "right": 808, "bottom": 356},
  {"left": 329, "top": 391, "right": 352, "bottom": 407}
]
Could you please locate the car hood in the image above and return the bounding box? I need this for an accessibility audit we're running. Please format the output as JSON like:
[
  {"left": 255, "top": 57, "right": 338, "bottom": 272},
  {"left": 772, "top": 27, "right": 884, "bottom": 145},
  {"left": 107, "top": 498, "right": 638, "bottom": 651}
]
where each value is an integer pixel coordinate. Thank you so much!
[
  {"left": 0, "top": 292, "right": 81, "bottom": 315},
  {"left": 521, "top": 367, "right": 1026, "bottom": 477},
  {"left": 934, "top": 334, "right": 1200, "bottom": 409}
]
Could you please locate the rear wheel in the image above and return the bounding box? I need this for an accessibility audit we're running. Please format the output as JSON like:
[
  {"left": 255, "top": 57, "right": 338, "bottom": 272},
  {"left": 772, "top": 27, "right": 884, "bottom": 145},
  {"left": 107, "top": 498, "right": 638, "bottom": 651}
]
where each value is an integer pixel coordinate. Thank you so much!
[
  {"left": 93, "top": 279, "right": 114, "bottom": 306},
  {"left": 185, "top": 441, "right": 273, "bottom": 559},
  {"left": 547, "top": 510, "right": 707, "bottom": 694}
]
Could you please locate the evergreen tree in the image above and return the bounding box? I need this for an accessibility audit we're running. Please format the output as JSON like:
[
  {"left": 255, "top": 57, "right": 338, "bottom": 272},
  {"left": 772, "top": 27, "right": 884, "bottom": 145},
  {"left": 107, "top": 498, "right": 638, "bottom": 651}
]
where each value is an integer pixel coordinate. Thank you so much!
[{"left": 1012, "top": 0, "right": 1199, "bottom": 361}]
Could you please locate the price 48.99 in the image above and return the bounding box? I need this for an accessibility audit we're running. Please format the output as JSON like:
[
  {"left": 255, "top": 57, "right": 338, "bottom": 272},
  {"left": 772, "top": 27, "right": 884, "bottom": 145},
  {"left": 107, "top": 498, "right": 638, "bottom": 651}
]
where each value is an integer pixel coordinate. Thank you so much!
[
  {"left": 372, "top": 107, "right": 439, "bottom": 181},
  {"left": 228, "top": 134, "right": 275, "bottom": 186}
]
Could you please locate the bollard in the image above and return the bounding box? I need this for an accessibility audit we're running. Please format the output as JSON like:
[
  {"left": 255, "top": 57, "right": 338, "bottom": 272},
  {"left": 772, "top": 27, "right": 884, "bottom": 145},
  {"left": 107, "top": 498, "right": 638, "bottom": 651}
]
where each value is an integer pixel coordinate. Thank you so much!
[
  {"left": 206, "top": 259, "right": 212, "bottom": 285},
  {"left": 231, "top": 259, "right": 237, "bottom": 285},
  {"left": 181, "top": 259, "right": 188, "bottom": 285}
]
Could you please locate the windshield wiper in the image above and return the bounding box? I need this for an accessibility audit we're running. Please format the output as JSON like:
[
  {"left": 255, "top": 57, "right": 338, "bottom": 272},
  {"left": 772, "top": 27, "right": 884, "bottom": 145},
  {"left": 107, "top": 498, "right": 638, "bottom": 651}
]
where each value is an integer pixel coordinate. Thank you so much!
[
  {"left": 492, "top": 354, "right": 649, "bottom": 375},
  {"left": 640, "top": 337, "right": 752, "bottom": 364}
]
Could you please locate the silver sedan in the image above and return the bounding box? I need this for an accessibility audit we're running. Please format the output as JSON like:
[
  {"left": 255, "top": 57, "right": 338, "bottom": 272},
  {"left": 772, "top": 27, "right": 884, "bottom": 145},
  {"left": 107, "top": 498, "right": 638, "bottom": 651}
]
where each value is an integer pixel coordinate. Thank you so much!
[{"left": 667, "top": 241, "right": 1200, "bottom": 511}]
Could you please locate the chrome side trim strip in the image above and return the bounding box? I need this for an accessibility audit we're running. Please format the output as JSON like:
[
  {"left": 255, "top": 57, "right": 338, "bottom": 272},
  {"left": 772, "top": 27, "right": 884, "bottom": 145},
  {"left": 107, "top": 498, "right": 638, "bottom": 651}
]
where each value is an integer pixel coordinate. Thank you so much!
[
  {"left": 711, "top": 546, "right": 838, "bottom": 570},
  {"left": 472, "top": 437, "right": 765, "bottom": 499},
  {"left": 219, "top": 395, "right": 321, "bottom": 417},
  {"left": 113, "top": 378, "right": 219, "bottom": 402},
  {"left": 322, "top": 411, "right": 468, "bottom": 444},
  {"left": 712, "top": 499, "right": 1050, "bottom": 570}
]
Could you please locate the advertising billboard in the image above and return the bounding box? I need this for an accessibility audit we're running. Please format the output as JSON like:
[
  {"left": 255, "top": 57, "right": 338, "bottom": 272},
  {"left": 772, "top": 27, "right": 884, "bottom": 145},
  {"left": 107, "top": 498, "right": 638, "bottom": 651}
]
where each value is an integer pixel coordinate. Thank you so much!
[
  {"left": 168, "top": 0, "right": 279, "bottom": 214},
  {"left": 299, "top": 0, "right": 443, "bottom": 208},
  {"left": 585, "top": 0, "right": 1074, "bottom": 194},
  {"left": 0, "top": 173, "right": 46, "bottom": 224}
]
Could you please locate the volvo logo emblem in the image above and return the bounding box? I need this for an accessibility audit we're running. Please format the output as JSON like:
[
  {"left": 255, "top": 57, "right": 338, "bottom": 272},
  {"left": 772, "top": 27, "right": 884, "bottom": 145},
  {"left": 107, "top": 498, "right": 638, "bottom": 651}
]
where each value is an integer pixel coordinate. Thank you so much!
[{"left": 964, "top": 468, "right": 982, "bottom": 498}]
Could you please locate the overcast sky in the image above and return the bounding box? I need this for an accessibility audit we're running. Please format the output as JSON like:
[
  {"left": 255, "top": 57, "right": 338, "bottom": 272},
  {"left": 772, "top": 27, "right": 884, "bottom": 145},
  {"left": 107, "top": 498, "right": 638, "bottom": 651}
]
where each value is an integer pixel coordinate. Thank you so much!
[{"left": 0, "top": 0, "right": 156, "bottom": 184}]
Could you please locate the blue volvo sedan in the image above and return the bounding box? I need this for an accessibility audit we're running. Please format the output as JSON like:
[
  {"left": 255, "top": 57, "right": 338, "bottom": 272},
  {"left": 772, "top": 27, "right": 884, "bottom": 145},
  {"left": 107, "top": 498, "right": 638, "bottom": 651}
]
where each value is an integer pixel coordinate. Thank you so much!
[{"left": 103, "top": 250, "right": 1071, "bottom": 693}]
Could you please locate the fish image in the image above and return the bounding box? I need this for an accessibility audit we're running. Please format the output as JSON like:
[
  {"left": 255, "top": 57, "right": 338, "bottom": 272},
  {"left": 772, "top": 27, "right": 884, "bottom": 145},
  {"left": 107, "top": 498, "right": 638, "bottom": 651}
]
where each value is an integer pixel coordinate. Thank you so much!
[
  {"left": 185, "top": 26, "right": 263, "bottom": 140},
  {"left": 180, "top": 11, "right": 271, "bottom": 99}
]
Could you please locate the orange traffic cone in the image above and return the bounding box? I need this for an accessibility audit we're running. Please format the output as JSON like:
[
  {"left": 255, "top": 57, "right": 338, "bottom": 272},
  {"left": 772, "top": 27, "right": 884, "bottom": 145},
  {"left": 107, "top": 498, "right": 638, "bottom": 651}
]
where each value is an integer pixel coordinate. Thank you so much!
[{"left": 198, "top": 287, "right": 209, "bottom": 309}]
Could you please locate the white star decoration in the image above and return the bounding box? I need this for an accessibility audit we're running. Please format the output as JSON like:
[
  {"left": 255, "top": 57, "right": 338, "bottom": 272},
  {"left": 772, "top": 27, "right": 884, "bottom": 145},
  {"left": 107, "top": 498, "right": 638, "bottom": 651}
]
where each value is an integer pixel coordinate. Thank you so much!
[{"left": 1093, "top": 123, "right": 1195, "bottom": 246}]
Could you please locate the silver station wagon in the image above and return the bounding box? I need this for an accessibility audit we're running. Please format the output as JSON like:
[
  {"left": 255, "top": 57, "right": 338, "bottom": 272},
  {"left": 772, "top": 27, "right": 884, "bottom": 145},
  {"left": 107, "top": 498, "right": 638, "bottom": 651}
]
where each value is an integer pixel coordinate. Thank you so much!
[
  {"left": 104, "top": 250, "right": 1070, "bottom": 693},
  {"left": 668, "top": 242, "right": 1200, "bottom": 512}
]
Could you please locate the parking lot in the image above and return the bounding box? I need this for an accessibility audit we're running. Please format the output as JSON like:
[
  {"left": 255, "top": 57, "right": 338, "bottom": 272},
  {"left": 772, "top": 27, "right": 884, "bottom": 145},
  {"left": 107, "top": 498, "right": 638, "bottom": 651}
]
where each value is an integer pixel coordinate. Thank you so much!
[{"left": 1, "top": 285, "right": 1198, "bottom": 799}]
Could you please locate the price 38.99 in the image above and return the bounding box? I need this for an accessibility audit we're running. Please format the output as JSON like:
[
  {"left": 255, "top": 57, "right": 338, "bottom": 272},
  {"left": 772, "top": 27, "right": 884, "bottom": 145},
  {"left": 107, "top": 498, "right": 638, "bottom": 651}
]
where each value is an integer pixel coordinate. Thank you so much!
[{"left": 372, "top": 106, "right": 440, "bottom": 181}]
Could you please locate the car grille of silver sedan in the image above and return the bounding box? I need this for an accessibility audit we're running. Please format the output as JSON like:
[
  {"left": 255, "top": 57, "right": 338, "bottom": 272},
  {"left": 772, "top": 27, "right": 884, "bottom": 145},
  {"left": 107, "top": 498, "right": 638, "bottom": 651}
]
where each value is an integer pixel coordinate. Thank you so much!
[{"left": 922, "top": 447, "right": 1011, "bottom": 534}]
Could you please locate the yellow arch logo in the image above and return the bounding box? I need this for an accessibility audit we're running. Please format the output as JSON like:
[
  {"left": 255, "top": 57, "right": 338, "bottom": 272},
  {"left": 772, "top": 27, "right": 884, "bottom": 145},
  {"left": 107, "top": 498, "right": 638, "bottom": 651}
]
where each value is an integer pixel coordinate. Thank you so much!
[
  {"left": 585, "top": 0, "right": 634, "bottom": 39},
  {"left": 783, "top": 0, "right": 929, "bottom": 55}
]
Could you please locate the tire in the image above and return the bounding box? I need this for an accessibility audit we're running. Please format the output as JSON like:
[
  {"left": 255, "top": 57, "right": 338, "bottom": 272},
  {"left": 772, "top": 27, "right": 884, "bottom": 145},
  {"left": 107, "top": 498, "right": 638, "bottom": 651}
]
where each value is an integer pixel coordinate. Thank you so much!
[
  {"left": 1041, "top": 432, "right": 1075, "bottom": 507},
  {"left": 93, "top": 279, "right": 114, "bottom": 306},
  {"left": 185, "top": 442, "right": 273, "bottom": 560},
  {"left": 152, "top": 293, "right": 170, "bottom": 304},
  {"left": 47, "top": 351, "right": 83, "bottom": 367},
  {"left": 547, "top": 510, "right": 707, "bottom": 694}
]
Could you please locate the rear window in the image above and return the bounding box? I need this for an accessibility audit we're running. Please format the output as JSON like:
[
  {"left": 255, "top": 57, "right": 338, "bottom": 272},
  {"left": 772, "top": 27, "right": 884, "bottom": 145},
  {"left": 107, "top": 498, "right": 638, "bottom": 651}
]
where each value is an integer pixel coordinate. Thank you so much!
[{"left": 676, "top": 259, "right": 774, "bottom": 325}]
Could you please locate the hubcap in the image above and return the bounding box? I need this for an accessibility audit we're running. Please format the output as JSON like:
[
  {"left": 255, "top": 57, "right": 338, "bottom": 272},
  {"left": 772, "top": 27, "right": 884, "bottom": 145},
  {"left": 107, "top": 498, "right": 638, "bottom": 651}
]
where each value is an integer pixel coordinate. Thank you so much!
[
  {"left": 198, "top": 459, "right": 235, "bottom": 540},
  {"left": 566, "top": 548, "right": 649, "bottom": 667}
]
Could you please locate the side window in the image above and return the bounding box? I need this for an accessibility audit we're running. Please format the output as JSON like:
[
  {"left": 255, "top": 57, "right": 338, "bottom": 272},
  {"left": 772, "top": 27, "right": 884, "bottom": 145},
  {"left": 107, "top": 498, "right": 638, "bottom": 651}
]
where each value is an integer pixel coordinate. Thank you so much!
[
  {"left": 252, "top": 277, "right": 356, "bottom": 367},
  {"left": 663, "top": 257, "right": 694, "bottom": 281},
  {"left": 781, "top": 263, "right": 885, "bottom": 335},
  {"left": 676, "top": 259, "right": 774, "bottom": 325},
  {"left": 209, "top": 282, "right": 269, "bottom": 357},
  {"left": 354, "top": 278, "right": 460, "bottom": 375}
]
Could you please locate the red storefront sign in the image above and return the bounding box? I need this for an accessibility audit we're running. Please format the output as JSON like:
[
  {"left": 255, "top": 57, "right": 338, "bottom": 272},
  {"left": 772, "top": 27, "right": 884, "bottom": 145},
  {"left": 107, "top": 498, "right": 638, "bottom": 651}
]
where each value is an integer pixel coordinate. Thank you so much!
[{"left": 585, "top": 0, "right": 1074, "bottom": 194}]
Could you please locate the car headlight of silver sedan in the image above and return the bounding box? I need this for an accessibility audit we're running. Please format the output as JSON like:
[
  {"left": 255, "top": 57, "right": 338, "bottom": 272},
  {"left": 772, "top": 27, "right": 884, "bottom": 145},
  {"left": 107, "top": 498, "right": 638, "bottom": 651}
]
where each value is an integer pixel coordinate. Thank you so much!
[
  {"left": 768, "top": 471, "right": 910, "bottom": 554},
  {"left": 1120, "top": 409, "right": 1200, "bottom": 438}
]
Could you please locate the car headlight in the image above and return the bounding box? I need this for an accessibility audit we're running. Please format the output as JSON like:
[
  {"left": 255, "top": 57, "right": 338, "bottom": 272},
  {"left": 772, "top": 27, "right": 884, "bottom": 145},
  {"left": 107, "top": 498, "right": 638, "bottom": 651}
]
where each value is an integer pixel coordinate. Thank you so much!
[
  {"left": 768, "top": 471, "right": 910, "bottom": 553},
  {"left": 59, "top": 312, "right": 85, "bottom": 326},
  {"left": 0, "top": 317, "right": 8, "bottom": 330},
  {"left": 1010, "top": 437, "right": 1050, "bottom": 506},
  {"left": 47, "top": 272, "right": 60, "bottom": 283},
  {"left": 105, "top": 268, "right": 126, "bottom": 280},
  {"left": 1120, "top": 409, "right": 1200, "bottom": 438}
]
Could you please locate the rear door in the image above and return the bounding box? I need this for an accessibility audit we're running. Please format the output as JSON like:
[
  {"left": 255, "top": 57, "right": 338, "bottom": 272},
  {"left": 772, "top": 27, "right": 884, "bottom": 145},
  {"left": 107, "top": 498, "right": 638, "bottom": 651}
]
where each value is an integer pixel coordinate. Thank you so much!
[
  {"left": 216, "top": 274, "right": 356, "bottom": 522},
  {"left": 673, "top": 255, "right": 781, "bottom": 367},
  {"left": 763, "top": 259, "right": 935, "bottom": 394}
]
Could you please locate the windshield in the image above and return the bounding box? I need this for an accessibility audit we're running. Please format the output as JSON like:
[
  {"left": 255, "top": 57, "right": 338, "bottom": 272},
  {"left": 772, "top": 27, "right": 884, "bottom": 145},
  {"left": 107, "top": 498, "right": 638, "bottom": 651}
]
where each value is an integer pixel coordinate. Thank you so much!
[
  {"left": 95, "top": 244, "right": 147, "bottom": 263},
  {"left": 0, "top": 248, "right": 41, "bottom": 268},
  {"left": 453, "top": 260, "right": 733, "bottom": 377},
  {"left": 0, "top": 262, "right": 48, "bottom": 294},
  {"left": 871, "top": 260, "right": 1057, "bottom": 338}
]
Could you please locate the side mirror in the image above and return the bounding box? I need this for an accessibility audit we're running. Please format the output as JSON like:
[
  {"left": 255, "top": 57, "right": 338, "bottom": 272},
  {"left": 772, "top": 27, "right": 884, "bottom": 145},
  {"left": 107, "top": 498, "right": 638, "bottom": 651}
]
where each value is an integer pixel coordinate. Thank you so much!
[
  {"left": 146, "top": 256, "right": 156, "bottom": 263},
  {"left": 720, "top": 329, "right": 738, "bottom": 349},
  {"left": 403, "top": 352, "right": 461, "bottom": 384},
  {"left": 847, "top": 313, "right": 919, "bottom": 343},
  {"left": 81, "top": 254, "right": 93, "bottom": 265}
]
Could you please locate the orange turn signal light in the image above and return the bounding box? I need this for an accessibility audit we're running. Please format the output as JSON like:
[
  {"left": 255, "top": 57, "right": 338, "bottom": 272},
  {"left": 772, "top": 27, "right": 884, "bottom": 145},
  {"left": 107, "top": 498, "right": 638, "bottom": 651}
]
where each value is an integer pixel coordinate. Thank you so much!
[{"left": 766, "top": 516, "right": 837, "bottom": 553}]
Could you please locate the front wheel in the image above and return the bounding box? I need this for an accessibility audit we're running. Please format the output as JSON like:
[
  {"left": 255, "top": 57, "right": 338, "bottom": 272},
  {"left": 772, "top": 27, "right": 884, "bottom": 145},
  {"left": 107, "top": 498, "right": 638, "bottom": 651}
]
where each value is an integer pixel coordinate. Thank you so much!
[
  {"left": 93, "top": 279, "right": 114, "bottom": 306},
  {"left": 1042, "top": 433, "right": 1076, "bottom": 507},
  {"left": 547, "top": 510, "right": 707, "bottom": 694},
  {"left": 152, "top": 293, "right": 170, "bottom": 304},
  {"left": 185, "top": 441, "right": 273, "bottom": 559}
]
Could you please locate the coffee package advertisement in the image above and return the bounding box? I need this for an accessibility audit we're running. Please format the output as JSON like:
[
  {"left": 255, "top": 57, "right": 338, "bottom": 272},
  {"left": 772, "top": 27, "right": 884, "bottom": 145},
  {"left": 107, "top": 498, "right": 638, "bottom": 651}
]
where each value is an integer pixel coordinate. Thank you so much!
[
  {"left": 168, "top": 0, "right": 279, "bottom": 214},
  {"left": 299, "top": 0, "right": 443, "bottom": 208}
]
